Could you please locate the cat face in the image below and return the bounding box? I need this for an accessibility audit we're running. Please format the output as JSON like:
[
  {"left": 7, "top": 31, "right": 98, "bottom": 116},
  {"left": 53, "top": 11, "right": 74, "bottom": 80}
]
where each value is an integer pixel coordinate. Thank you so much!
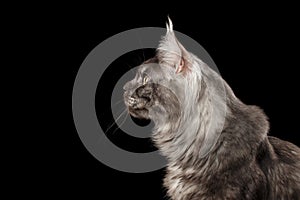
[
  {"left": 123, "top": 58, "right": 181, "bottom": 120},
  {"left": 123, "top": 61, "right": 157, "bottom": 119},
  {"left": 123, "top": 18, "right": 228, "bottom": 159},
  {"left": 123, "top": 20, "right": 193, "bottom": 122}
]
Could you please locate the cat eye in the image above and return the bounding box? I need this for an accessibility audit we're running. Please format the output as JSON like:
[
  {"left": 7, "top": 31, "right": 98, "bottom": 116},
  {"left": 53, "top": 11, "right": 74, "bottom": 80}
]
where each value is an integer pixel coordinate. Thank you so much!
[{"left": 143, "top": 75, "right": 150, "bottom": 85}]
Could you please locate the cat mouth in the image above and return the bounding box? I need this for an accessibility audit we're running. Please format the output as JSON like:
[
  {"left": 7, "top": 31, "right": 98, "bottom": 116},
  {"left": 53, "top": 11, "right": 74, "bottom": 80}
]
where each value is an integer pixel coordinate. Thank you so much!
[
  {"left": 126, "top": 97, "right": 148, "bottom": 108},
  {"left": 128, "top": 107, "right": 149, "bottom": 119},
  {"left": 124, "top": 96, "right": 151, "bottom": 119}
]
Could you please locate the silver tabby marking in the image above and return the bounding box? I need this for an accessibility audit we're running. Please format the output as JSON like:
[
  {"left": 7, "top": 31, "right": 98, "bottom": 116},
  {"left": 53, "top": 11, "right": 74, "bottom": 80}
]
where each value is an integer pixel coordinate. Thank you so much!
[{"left": 123, "top": 18, "right": 300, "bottom": 200}]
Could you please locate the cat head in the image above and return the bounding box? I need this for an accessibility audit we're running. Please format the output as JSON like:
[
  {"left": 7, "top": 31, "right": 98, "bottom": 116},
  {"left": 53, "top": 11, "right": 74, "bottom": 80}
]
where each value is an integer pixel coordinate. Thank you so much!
[
  {"left": 123, "top": 18, "right": 200, "bottom": 124},
  {"left": 123, "top": 18, "right": 227, "bottom": 159}
]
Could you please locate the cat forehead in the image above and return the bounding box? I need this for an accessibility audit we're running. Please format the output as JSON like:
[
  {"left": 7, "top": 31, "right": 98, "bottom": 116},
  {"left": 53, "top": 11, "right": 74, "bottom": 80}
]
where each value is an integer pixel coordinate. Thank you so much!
[{"left": 138, "top": 62, "right": 162, "bottom": 75}]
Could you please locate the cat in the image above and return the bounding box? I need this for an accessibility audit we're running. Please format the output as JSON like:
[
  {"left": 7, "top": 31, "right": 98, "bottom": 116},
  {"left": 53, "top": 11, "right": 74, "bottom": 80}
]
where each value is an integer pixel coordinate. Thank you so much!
[{"left": 123, "top": 18, "right": 300, "bottom": 200}]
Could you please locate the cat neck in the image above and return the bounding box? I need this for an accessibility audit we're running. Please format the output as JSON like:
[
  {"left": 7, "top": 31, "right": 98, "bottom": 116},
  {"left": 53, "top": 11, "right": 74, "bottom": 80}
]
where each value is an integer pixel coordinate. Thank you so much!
[{"left": 152, "top": 62, "right": 269, "bottom": 171}]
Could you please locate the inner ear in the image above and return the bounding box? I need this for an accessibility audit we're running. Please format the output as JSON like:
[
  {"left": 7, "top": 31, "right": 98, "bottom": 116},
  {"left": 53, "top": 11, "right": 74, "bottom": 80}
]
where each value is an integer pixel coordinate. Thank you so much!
[{"left": 175, "top": 58, "right": 185, "bottom": 74}]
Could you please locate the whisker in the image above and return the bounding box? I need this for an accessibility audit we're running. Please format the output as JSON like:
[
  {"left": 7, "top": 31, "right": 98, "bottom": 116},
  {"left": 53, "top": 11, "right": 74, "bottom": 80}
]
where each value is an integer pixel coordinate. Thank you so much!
[
  {"left": 125, "top": 63, "right": 136, "bottom": 76},
  {"left": 112, "top": 98, "right": 125, "bottom": 107},
  {"left": 135, "top": 32, "right": 146, "bottom": 63},
  {"left": 112, "top": 111, "right": 129, "bottom": 135},
  {"left": 142, "top": 50, "right": 146, "bottom": 62},
  {"left": 104, "top": 108, "right": 128, "bottom": 134}
]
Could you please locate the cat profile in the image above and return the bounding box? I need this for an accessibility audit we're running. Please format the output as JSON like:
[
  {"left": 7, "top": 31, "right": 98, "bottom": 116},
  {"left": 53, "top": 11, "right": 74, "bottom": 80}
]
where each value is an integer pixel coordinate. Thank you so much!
[{"left": 123, "top": 18, "right": 300, "bottom": 200}]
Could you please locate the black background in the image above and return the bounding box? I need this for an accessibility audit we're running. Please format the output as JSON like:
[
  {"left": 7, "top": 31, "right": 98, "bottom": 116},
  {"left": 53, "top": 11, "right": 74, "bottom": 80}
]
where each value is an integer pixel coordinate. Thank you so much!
[{"left": 31, "top": 3, "right": 300, "bottom": 199}]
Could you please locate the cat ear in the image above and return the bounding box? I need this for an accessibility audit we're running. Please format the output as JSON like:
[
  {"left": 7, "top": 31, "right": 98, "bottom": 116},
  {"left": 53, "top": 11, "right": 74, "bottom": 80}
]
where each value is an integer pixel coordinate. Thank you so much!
[
  {"left": 157, "top": 17, "right": 191, "bottom": 74},
  {"left": 175, "top": 59, "right": 185, "bottom": 73}
]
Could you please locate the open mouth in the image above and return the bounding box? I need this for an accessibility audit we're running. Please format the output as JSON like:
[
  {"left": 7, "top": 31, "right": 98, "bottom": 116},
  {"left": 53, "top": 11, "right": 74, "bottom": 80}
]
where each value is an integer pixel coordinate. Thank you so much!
[
  {"left": 130, "top": 113, "right": 151, "bottom": 126},
  {"left": 127, "top": 106, "right": 149, "bottom": 119},
  {"left": 124, "top": 96, "right": 150, "bottom": 119},
  {"left": 125, "top": 95, "right": 149, "bottom": 109}
]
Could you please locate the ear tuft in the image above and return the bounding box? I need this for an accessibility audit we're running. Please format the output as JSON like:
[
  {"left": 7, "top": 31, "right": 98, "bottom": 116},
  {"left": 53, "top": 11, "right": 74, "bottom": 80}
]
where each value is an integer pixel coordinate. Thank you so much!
[
  {"left": 166, "top": 22, "right": 169, "bottom": 33},
  {"left": 157, "top": 17, "right": 191, "bottom": 74},
  {"left": 167, "top": 16, "right": 173, "bottom": 33}
]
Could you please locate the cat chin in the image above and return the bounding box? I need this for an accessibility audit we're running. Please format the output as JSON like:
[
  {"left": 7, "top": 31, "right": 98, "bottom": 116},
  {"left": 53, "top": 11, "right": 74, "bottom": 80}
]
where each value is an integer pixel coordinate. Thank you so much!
[{"left": 128, "top": 107, "right": 150, "bottom": 119}]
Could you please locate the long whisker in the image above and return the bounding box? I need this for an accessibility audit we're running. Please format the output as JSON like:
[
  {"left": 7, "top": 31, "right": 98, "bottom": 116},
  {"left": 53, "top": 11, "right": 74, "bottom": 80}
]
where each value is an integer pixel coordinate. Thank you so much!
[
  {"left": 125, "top": 63, "right": 136, "bottom": 76},
  {"left": 135, "top": 32, "right": 146, "bottom": 63},
  {"left": 142, "top": 50, "right": 146, "bottom": 62},
  {"left": 112, "top": 98, "right": 125, "bottom": 107},
  {"left": 112, "top": 111, "right": 129, "bottom": 135},
  {"left": 104, "top": 108, "right": 128, "bottom": 134}
]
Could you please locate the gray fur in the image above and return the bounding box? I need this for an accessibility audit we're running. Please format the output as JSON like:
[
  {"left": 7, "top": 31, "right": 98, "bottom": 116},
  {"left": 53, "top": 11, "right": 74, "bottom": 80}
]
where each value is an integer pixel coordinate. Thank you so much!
[{"left": 123, "top": 21, "right": 300, "bottom": 200}]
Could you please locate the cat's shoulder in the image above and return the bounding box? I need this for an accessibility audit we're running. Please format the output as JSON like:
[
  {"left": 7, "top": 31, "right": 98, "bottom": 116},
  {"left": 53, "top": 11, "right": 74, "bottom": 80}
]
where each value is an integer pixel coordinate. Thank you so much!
[{"left": 268, "top": 136, "right": 300, "bottom": 164}]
